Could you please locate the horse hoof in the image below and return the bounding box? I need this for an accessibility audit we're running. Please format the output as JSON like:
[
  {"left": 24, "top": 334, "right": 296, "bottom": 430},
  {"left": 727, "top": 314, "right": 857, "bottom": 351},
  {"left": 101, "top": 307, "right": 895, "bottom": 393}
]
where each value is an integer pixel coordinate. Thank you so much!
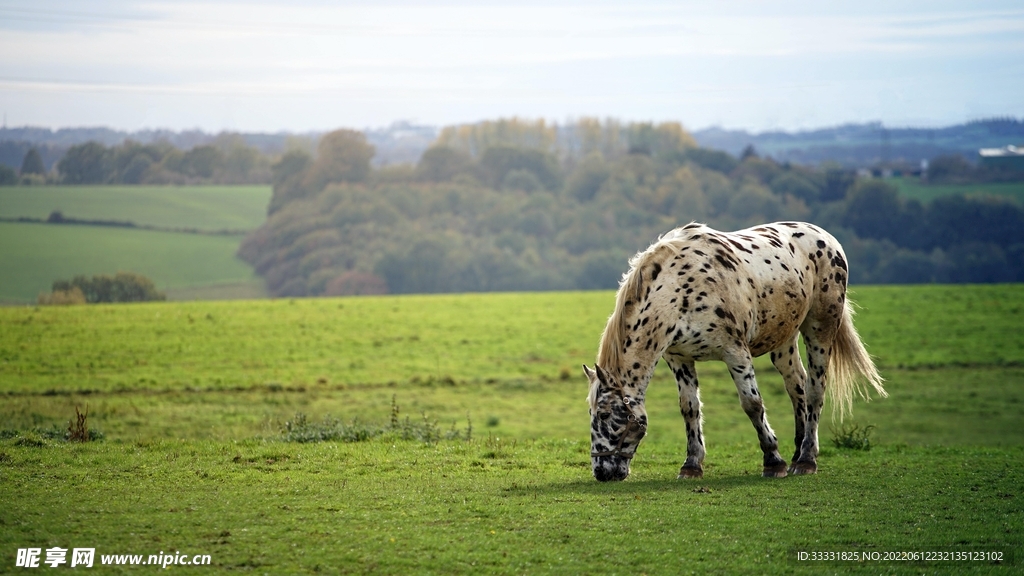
[
  {"left": 762, "top": 463, "right": 788, "bottom": 478},
  {"left": 677, "top": 466, "right": 704, "bottom": 479},
  {"left": 788, "top": 461, "right": 817, "bottom": 475}
]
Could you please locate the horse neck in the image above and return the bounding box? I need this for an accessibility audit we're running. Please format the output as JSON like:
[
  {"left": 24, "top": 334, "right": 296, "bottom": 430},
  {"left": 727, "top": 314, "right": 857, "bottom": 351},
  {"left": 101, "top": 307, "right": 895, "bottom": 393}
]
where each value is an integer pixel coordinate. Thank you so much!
[{"left": 606, "top": 346, "right": 661, "bottom": 401}]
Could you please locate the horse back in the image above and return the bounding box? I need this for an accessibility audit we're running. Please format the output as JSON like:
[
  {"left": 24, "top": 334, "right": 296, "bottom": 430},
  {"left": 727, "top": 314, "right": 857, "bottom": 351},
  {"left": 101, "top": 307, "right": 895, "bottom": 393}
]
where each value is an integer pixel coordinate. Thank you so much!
[{"left": 655, "top": 222, "right": 847, "bottom": 360}]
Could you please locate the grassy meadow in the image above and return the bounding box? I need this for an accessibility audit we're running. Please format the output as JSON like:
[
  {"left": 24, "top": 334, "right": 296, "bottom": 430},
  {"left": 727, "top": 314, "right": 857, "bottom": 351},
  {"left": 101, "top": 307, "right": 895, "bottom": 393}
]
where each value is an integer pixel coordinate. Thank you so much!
[
  {"left": 1, "top": 285, "right": 1023, "bottom": 573},
  {"left": 0, "top": 185, "right": 272, "bottom": 231},
  {"left": 891, "top": 177, "right": 1024, "bottom": 205},
  {"left": 0, "top": 185, "right": 271, "bottom": 303},
  {"left": 0, "top": 222, "right": 264, "bottom": 304}
]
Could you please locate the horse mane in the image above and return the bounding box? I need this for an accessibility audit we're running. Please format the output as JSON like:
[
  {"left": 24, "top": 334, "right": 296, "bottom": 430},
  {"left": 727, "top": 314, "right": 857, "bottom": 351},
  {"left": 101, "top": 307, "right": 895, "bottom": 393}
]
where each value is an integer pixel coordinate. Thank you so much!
[{"left": 596, "top": 224, "right": 699, "bottom": 374}]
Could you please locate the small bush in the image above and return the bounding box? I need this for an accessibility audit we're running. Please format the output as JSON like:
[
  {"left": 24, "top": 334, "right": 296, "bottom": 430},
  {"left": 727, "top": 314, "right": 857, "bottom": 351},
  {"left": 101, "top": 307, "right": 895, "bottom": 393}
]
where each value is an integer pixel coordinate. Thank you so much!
[
  {"left": 46, "top": 272, "right": 166, "bottom": 304},
  {"left": 831, "top": 423, "right": 875, "bottom": 451},
  {"left": 38, "top": 286, "right": 86, "bottom": 306}
]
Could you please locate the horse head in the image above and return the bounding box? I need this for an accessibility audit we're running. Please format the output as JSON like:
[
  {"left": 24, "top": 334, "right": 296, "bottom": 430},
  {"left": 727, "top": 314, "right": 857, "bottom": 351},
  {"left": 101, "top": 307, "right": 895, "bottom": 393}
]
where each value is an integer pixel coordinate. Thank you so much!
[{"left": 584, "top": 364, "right": 648, "bottom": 481}]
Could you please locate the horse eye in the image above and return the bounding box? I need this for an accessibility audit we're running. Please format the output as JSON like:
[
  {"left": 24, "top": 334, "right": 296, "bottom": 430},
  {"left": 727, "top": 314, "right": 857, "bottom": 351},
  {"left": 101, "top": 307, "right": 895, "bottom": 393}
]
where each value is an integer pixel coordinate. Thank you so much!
[{"left": 598, "top": 411, "right": 612, "bottom": 420}]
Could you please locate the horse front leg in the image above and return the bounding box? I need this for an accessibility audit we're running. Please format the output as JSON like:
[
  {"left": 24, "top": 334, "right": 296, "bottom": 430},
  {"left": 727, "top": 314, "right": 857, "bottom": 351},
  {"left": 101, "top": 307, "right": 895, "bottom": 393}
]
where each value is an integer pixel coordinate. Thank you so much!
[
  {"left": 665, "top": 354, "right": 705, "bottom": 478},
  {"left": 724, "top": 348, "right": 787, "bottom": 478}
]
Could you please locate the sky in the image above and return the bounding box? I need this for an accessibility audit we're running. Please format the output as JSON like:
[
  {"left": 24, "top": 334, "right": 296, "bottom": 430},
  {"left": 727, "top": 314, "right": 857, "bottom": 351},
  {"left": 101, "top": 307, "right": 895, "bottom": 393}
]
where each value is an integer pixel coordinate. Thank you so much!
[{"left": 1, "top": 0, "right": 1022, "bottom": 134}]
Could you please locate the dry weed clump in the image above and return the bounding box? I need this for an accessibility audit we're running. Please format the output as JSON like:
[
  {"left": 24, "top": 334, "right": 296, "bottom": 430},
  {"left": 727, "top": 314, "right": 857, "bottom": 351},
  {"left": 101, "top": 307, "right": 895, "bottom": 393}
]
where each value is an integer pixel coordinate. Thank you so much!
[{"left": 68, "top": 406, "right": 90, "bottom": 442}]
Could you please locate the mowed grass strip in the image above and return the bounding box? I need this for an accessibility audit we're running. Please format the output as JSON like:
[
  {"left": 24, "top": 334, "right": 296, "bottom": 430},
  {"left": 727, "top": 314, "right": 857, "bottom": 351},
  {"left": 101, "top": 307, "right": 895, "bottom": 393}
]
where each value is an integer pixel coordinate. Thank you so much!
[
  {"left": 0, "top": 291, "right": 613, "bottom": 394},
  {"left": 2, "top": 285, "right": 1022, "bottom": 395},
  {"left": 4, "top": 365, "right": 1022, "bottom": 449},
  {"left": 0, "top": 438, "right": 1019, "bottom": 574},
  {"left": 0, "top": 185, "right": 272, "bottom": 231},
  {"left": 0, "top": 222, "right": 261, "bottom": 303}
]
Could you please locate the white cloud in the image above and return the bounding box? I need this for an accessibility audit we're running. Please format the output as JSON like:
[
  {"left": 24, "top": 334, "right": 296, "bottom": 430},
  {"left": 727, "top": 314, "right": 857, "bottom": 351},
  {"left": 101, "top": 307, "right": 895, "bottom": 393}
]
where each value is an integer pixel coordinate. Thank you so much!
[{"left": 0, "top": 0, "right": 1021, "bottom": 130}]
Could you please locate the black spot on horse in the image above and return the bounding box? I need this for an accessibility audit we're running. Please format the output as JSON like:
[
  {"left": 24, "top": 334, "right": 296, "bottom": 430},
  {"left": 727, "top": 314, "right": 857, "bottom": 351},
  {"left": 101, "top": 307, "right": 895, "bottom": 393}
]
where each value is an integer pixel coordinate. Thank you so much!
[
  {"left": 651, "top": 263, "right": 662, "bottom": 281},
  {"left": 816, "top": 240, "right": 826, "bottom": 249}
]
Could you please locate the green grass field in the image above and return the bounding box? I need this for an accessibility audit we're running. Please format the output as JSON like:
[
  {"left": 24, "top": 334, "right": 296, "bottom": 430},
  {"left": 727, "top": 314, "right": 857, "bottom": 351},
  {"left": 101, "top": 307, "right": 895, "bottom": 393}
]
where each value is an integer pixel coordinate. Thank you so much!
[
  {"left": 0, "top": 222, "right": 263, "bottom": 304},
  {"left": 2, "top": 286, "right": 1022, "bottom": 573},
  {"left": 891, "top": 177, "right": 1024, "bottom": 205},
  {"left": 0, "top": 185, "right": 271, "bottom": 303},
  {"left": 0, "top": 185, "right": 272, "bottom": 231}
]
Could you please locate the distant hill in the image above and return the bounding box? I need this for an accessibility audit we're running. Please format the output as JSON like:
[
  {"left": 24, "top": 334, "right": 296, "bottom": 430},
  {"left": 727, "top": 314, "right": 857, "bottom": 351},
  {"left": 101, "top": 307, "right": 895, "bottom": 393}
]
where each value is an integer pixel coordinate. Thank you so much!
[
  {"left": 692, "top": 118, "right": 1024, "bottom": 168},
  {"left": 0, "top": 122, "right": 437, "bottom": 171},
  {"left": 3, "top": 118, "right": 1022, "bottom": 173}
]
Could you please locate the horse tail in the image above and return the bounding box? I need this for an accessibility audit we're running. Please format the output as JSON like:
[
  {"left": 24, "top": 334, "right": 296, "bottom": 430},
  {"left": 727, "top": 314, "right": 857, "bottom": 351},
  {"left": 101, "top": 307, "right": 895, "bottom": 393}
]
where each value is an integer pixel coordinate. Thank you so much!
[{"left": 827, "top": 297, "right": 887, "bottom": 421}]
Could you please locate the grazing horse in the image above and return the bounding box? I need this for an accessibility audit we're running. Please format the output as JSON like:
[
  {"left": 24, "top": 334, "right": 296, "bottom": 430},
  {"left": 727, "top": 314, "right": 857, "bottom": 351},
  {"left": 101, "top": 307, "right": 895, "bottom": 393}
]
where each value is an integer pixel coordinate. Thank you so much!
[{"left": 584, "top": 222, "right": 885, "bottom": 482}]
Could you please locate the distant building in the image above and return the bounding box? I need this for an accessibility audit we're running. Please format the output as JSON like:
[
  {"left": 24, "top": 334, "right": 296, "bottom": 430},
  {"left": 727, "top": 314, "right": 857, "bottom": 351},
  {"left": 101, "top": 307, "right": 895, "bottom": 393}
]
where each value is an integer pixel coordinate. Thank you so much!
[{"left": 979, "top": 145, "right": 1024, "bottom": 172}]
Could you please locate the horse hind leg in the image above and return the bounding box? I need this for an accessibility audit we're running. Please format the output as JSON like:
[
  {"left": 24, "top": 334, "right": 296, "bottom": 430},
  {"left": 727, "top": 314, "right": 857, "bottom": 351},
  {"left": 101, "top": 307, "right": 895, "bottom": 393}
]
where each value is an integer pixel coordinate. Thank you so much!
[
  {"left": 724, "top": 348, "right": 787, "bottom": 478},
  {"left": 770, "top": 334, "right": 811, "bottom": 470},
  {"left": 790, "top": 324, "right": 836, "bottom": 475},
  {"left": 665, "top": 354, "right": 705, "bottom": 479}
]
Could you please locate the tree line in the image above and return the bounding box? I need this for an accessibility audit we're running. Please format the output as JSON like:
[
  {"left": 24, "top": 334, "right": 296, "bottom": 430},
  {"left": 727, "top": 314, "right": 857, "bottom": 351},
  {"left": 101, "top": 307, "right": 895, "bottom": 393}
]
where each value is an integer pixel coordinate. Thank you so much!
[
  {"left": 0, "top": 134, "right": 280, "bottom": 185},
  {"left": 238, "top": 119, "right": 1024, "bottom": 297}
]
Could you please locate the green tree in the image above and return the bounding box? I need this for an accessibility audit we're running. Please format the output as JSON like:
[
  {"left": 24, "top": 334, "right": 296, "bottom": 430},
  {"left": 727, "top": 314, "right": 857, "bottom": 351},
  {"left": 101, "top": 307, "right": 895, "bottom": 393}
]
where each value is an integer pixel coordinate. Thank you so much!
[
  {"left": 177, "top": 145, "right": 224, "bottom": 178},
  {"left": 565, "top": 152, "right": 611, "bottom": 202},
  {"left": 58, "top": 142, "right": 111, "bottom": 184},
  {"left": 272, "top": 150, "right": 313, "bottom": 188},
  {"left": 20, "top": 148, "right": 46, "bottom": 176},
  {"left": 479, "top": 146, "right": 561, "bottom": 191},
  {"left": 684, "top": 148, "right": 738, "bottom": 174},
  {"left": 843, "top": 180, "right": 903, "bottom": 240},
  {"left": 300, "top": 129, "right": 375, "bottom": 192},
  {"left": 769, "top": 172, "right": 821, "bottom": 203},
  {"left": 416, "top": 146, "right": 474, "bottom": 182}
]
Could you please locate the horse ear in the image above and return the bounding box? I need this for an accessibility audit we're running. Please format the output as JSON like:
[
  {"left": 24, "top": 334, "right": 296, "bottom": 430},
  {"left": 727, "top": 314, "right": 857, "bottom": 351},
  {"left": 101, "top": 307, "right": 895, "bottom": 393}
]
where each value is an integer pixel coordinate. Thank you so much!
[
  {"left": 583, "top": 364, "right": 598, "bottom": 384},
  {"left": 595, "top": 364, "right": 611, "bottom": 386}
]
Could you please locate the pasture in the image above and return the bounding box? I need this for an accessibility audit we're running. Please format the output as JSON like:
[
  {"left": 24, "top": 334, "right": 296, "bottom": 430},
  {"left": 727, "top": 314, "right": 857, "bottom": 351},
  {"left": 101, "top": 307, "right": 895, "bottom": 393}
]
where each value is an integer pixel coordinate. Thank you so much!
[
  {"left": 0, "top": 185, "right": 271, "bottom": 303},
  {"left": 1, "top": 285, "right": 1023, "bottom": 573},
  {"left": 0, "top": 223, "right": 264, "bottom": 304},
  {"left": 0, "top": 185, "right": 271, "bottom": 231},
  {"left": 891, "top": 177, "right": 1024, "bottom": 205}
]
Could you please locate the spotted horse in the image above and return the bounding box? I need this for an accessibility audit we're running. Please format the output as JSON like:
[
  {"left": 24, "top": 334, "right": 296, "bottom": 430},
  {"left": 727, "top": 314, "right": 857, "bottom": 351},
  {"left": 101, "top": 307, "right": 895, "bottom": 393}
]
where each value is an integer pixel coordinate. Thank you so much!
[{"left": 584, "top": 222, "right": 886, "bottom": 482}]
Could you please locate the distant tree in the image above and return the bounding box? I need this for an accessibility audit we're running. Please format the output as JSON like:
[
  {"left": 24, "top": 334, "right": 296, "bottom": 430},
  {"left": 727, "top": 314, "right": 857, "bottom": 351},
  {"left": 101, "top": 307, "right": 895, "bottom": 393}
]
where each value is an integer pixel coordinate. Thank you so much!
[
  {"left": 740, "top": 144, "right": 758, "bottom": 160},
  {"left": 0, "top": 164, "right": 16, "bottom": 185},
  {"left": 300, "top": 129, "right": 375, "bottom": 192},
  {"left": 820, "top": 166, "right": 856, "bottom": 202},
  {"left": 575, "top": 250, "right": 626, "bottom": 289},
  {"left": 120, "top": 155, "right": 153, "bottom": 184},
  {"left": 20, "top": 148, "right": 46, "bottom": 175},
  {"left": 565, "top": 152, "right": 611, "bottom": 202},
  {"left": 479, "top": 145, "right": 561, "bottom": 191},
  {"left": 272, "top": 149, "right": 313, "bottom": 188},
  {"left": 684, "top": 148, "right": 738, "bottom": 174},
  {"left": 177, "top": 145, "right": 224, "bottom": 178},
  {"left": 769, "top": 172, "right": 821, "bottom": 203},
  {"left": 435, "top": 118, "right": 558, "bottom": 157},
  {"left": 732, "top": 156, "right": 781, "bottom": 185},
  {"left": 875, "top": 250, "right": 939, "bottom": 284},
  {"left": 375, "top": 239, "right": 456, "bottom": 294},
  {"left": 925, "top": 195, "right": 1024, "bottom": 250},
  {"left": 416, "top": 146, "right": 474, "bottom": 182},
  {"left": 502, "top": 169, "right": 543, "bottom": 192},
  {"left": 946, "top": 242, "right": 1013, "bottom": 283},
  {"left": 843, "top": 180, "right": 903, "bottom": 240},
  {"left": 58, "top": 142, "right": 111, "bottom": 184}
]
